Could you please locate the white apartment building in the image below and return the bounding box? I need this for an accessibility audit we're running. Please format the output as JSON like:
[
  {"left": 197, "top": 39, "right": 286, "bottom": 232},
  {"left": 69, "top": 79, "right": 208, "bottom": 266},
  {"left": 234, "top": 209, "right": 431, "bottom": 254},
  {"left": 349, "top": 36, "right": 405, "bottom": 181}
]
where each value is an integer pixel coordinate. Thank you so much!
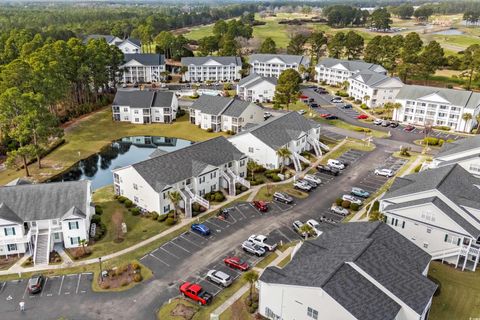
[
  {"left": 348, "top": 70, "right": 404, "bottom": 108},
  {"left": 393, "top": 85, "right": 480, "bottom": 133},
  {"left": 427, "top": 136, "right": 480, "bottom": 176},
  {"left": 259, "top": 222, "right": 437, "bottom": 320},
  {"left": 84, "top": 35, "right": 141, "bottom": 54},
  {"left": 380, "top": 164, "right": 480, "bottom": 272},
  {"left": 189, "top": 95, "right": 264, "bottom": 133},
  {"left": 121, "top": 54, "right": 166, "bottom": 84},
  {"left": 248, "top": 54, "right": 310, "bottom": 79},
  {"left": 315, "top": 58, "right": 387, "bottom": 86},
  {"left": 236, "top": 73, "right": 277, "bottom": 103},
  {"left": 0, "top": 180, "right": 94, "bottom": 265},
  {"left": 112, "top": 90, "right": 178, "bottom": 124},
  {"left": 228, "top": 112, "right": 325, "bottom": 172},
  {"left": 181, "top": 56, "right": 242, "bottom": 82},
  {"left": 112, "top": 137, "right": 250, "bottom": 218}
]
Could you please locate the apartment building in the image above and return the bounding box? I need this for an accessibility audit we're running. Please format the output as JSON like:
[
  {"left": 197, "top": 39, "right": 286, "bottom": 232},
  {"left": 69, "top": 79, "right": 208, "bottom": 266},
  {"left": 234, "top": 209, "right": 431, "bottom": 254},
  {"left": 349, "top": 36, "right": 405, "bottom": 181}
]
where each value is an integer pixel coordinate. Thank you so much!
[
  {"left": 315, "top": 58, "right": 387, "bottom": 86},
  {"left": 181, "top": 56, "right": 242, "bottom": 82},
  {"left": 427, "top": 136, "right": 480, "bottom": 176},
  {"left": 248, "top": 54, "right": 310, "bottom": 78},
  {"left": 84, "top": 35, "right": 141, "bottom": 54},
  {"left": 236, "top": 73, "right": 277, "bottom": 103},
  {"left": 121, "top": 54, "right": 166, "bottom": 84}
]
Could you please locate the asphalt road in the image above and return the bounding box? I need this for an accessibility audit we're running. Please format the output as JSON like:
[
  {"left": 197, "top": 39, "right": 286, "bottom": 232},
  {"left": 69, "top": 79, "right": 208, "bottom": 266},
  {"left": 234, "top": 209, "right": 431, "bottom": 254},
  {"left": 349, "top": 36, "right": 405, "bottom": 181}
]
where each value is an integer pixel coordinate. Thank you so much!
[{"left": 0, "top": 144, "right": 406, "bottom": 320}]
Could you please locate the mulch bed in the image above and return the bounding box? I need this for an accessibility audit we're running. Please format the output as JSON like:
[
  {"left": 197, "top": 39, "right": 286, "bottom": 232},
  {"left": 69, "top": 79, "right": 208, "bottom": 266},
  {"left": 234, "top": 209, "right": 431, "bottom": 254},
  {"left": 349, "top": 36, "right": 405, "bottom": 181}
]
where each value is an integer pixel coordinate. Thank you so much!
[
  {"left": 98, "top": 263, "right": 141, "bottom": 290},
  {"left": 171, "top": 303, "right": 197, "bottom": 320},
  {"left": 0, "top": 254, "right": 23, "bottom": 270}
]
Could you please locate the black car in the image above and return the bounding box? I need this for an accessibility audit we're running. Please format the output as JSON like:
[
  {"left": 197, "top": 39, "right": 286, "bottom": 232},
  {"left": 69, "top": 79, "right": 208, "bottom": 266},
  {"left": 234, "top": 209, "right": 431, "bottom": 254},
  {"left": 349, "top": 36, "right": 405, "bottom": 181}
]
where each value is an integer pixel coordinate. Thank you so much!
[
  {"left": 316, "top": 164, "right": 340, "bottom": 176},
  {"left": 342, "top": 104, "right": 353, "bottom": 109},
  {"left": 325, "top": 115, "right": 338, "bottom": 120},
  {"left": 273, "top": 192, "right": 294, "bottom": 204},
  {"left": 28, "top": 274, "right": 45, "bottom": 294},
  {"left": 390, "top": 122, "right": 399, "bottom": 128},
  {"left": 308, "top": 98, "right": 314, "bottom": 103},
  {"left": 309, "top": 103, "right": 318, "bottom": 108}
]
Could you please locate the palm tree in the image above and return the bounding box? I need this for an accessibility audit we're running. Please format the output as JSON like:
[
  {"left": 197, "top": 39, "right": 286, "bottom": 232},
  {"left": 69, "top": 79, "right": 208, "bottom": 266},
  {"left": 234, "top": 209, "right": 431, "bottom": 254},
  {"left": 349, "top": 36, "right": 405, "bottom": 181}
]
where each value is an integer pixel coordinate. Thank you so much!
[
  {"left": 79, "top": 239, "right": 88, "bottom": 255},
  {"left": 243, "top": 270, "right": 259, "bottom": 303},
  {"left": 160, "top": 71, "right": 170, "bottom": 83},
  {"left": 341, "top": 80, "right": 350, "bottom": 91},
  {"left": 363, "top": 95, "right": 370, "bottom": 107},
  {"left": 392, "top": 102, "right": 402, "bottom": 121},
  {"left": 299, "top": 224, "right": 314, "bottom": 239},
  {"left": 462, "top": 112, "right": 473, "bottom": 133},
  {"left": 168, "top": 191, "right": 182, "bottom": 220},
  {"left": 179, "top": 66, "right": 188, "bottom": 78},
  {"left": 276, "top": 147, "right": 292, "bottom": 173}
]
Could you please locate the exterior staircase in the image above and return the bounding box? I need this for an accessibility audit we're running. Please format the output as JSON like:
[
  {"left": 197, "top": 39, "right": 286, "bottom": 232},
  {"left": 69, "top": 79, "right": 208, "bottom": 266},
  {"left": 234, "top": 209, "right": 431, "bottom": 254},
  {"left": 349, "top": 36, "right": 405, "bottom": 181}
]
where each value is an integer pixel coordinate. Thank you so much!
[
  {"left": 179, "top": 188, "right": 193, "bottom": 218},
  {"left": 185, "top": 186, "right": 210, "bottom": 210},
  {"left": 226, "top": 168, "right": 250, "bottom": 189},
  {"left": 307, "top": 136, "right": 322, "bottom": 156},
  {"left": 294, "top": 152, "right": 311, "bottom": 165},
  {"left": 289, "top": 153, "right": 302, "bottom": 172},
  {"left": 34, "top": 233, "right": 49, "bottom": 265},
  {"left": 221, "top": 170, "right": 236, "bottom": 196},
  {"left": 318, "top": 141, "right": 330, "bottom": 152},
  {"left": 431, "top": 244, "right": 480, "bottom": 272}
]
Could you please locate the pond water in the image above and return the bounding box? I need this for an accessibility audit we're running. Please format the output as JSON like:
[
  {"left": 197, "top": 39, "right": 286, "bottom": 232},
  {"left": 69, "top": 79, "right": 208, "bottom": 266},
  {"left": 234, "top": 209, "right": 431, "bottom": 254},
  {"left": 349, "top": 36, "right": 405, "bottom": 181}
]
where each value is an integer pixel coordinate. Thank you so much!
[
  {"left": 50, "top": 136, "right": 192, "bottom": 190},
  {"left": 432, "top": 29, "right": 464, "bottom": 35}
]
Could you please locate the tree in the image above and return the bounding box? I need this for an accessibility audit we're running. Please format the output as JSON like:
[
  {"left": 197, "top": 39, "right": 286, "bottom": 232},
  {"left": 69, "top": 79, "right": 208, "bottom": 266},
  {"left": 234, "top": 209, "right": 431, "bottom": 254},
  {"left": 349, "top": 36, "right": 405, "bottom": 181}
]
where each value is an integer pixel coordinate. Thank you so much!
[
  {"left": 341, "top": 80, "right": 350, "bottom": 90},
  {"left": 414, "top": 6, "right": 433, "bottom": 22},
  {"left": 418, "top": 41, "right": 445, "bottom": 82},
  {"left": 259, "top": 37, "right": 277, "bottom": 54},
  {"left": 383, "top": 102, "right": 401, "bottom": 119},
  {"left": 344, "top": 31, "right": 364, "bottom": 59},
  {"left": 213, "top": 20, "right": 228, "bottom": 37},
  {"left": 276, "top": 147, "right": 292, "bottom": 173},
  {"left": 328, "top": 32, "right": 345, "bottom": 58},
  {"left": 461, "top": 44, "right": 480, "bottom": 90},
  {"left": 369, "top": 8, "right": 392, "bottom": 30},
  {"left": 219, "top": 36, "right": 239, "bottom": 56},
  {"left": 6, "top": 145, "right": 35, "bottom": 177},
  {"left": 274, "top": 69, "right": 302, "bottom": 110},
  {"left": 299, "top": 223, "right": 314, "bottom": 239},
  {"left": 309, "top": 31, "right": 328, "bottom": 63},
  {"left": 198, "top": 36, "right": 220, "bottom": 56},
  {"left": 287, "top": 34, "right": 307, "bottom": 55},
  {"left": 168, "top": 191, "right": 182, "bottom": 220},
  {"left": 464, "top": 11, "right": 480, "bottom": 26},
  {"left": 79, "top": 239, "right": 88, "bottom": 255},
  {"left": 154, "top": 31, "right": 175, "bottom": 59},
  {"left": 397, "top": 32, "right": 423, "bottom": 82},
  {"left": 179, "top": 66, "right": 188, "bottom": 78},
  {"left": 475, "top": 114, "right": 480, "bottom": 134},
  {"left": 395, "top": 4, "right": 414, "bottom": 20},
  {"left": 243, "top": 270, "right": 259, "bottom": 303},
  {"left": 462, "top": 112, "right": 473, "bottom": 132}
]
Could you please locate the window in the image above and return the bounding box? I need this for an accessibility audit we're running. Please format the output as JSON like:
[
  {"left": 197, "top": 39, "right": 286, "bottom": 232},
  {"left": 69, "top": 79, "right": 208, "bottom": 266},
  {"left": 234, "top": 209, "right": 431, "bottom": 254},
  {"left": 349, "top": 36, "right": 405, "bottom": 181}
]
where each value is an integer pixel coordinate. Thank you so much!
[
  {"left": 163, "top": 205, "right": 170, "bottom": 213},
  {"left": 134, "top": 110, "right": 139, "bottom": 114},
  {"left": 135, "top": 118, "right": 139, "bottom": 122},
  {"left": 423, "top": 243, "right": 429, "bottom": 249},
  {"left": 4, "top": 227, "right": 16, "bottom": 236},
  {"left": 240, "top": 160, "right": 245, "bottom": 166},
  {"left": 211, "top": 184, "right": 216, "bottom": 192},
  {"left": 470, "top": 164, "right": 480, "bottom": 173},
  {"left": 265, "top": 307, "right": 281, "bottom": 320},
  {"left": 7, "top": 244, "right": 17, "bottom": 251},
  {"left": 68, "top": 221, "right": 79, "bottom": 230},
  {"left": 248, "top": 147, "right": 254, "bottom": 153},
  {"left": 134, "top": 196, "right": 139, "bottom": 203},
  {"left": 402, "top": 221, "right": 405, "bottom": 229},
  {"left": 133, "top": 183, "right": 138, "bottom": 190},
  {"left": 307, "top": 307, "right": 319, "bottom": 319},
  {"left": 210, "top": 171, "right": 216, "bottom": 179},
  {"left": 123, "top": 107, "right": 128, "bottom": 112},
  {"left": 70, "top": 237, "right": 80, "bottom": 246}
]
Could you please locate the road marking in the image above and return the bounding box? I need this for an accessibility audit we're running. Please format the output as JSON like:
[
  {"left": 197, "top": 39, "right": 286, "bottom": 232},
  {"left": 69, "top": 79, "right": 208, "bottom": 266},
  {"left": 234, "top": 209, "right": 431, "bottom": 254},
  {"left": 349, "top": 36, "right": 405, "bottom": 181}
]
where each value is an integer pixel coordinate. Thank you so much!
[
  {"left": 75, "top": 274, "right": 82, "bottom": 294},
  {"left": 151, "top": 248, "right": 159, "bottom": 254},
  {"left": 185, "top": 230, "right": 208, "bottom": 241},
  {"left": 0, "top": 282, "right": 6, "bottom": 294},
  {"left": 277, "top": 229, "right": 293, "bottom": 243},
  {"left": 40, "top": 278, "right": 48, "bottom": 297},
  {"left": 159, "top": 246, "right": 180, "bottom": 259},
  {"left": 58, "top": 276, "right": 64, "bottom": 296},
  {"left": 170, "top": 240, "right": 191, "bottom": 253},
  {"left": 22, "top": 281, "right": 28, "bottom": 299},
  {"left": 150, "top": 253, "right": 170, "bottom": 267},
  {"left": 205, "top": 219, "right": 223, "bottom": 229},
  {"left": 180, "top": 234, "right": 202, "bottom": 248}
]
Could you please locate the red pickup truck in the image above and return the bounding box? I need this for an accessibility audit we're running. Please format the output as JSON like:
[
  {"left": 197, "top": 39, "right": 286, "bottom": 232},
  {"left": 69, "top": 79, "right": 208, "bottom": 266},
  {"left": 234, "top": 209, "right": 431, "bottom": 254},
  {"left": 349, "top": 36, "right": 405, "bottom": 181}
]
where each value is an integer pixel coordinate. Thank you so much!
[
  {"left": 179, "top": 282, "right": 213, "bottom": 305},
  {"left": 252, "top": 200, "right": 268, "bottom": 212}
]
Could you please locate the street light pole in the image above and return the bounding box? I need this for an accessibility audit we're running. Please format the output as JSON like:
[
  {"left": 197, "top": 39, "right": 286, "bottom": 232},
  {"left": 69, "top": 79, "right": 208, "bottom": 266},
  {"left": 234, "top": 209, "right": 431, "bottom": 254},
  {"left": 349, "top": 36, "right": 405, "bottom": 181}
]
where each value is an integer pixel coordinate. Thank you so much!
[{"left": 99, "top": 257, "right": 103, "bottom": 282}]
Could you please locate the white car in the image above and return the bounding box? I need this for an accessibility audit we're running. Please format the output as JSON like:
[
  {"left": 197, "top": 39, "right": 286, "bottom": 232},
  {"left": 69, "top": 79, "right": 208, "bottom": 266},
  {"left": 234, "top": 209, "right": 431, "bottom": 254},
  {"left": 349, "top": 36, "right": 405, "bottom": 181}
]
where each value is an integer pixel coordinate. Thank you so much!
[
  {"left": 375, "top": 168, "right": 394, "bottom": 177},
  {"left": 331, "top": 97, "right": 343, "bottom": 103},
  {"left": 306, "top": 219, "right": 323, "bottom": 236},
  {"left": 294, "top": 180, "right": 312, "bottom": 192},
  {"left": 327, "top": 159, "right": 345, "bottom": 170},
  {"left": 304, "top": 174, "right": 322, "bottom": 185},
  {"left": 342, "top": 194, "right": 363, "bottom": 205},
  {"left": 206, "top": 270, "right": 232, "bottom": 287},
  {"left": 373, "top": 119, "right": 383, "bottom": 125},
  {"left": 248, "top": 234, "right": 277, "bottom": 251},
  {"left": 298, "top": 109, "right": 306, "bottom": 115},
  {"left": 331, "top": 205, "right": 349, "bottom": 216}
]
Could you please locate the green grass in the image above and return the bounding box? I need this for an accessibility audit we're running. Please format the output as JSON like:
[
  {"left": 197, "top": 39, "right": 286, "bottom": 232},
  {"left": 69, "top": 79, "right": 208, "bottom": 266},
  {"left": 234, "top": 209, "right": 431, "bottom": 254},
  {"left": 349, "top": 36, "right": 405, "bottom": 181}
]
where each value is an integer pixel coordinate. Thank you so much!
[
  {"left": 252, "top": 20, "right": 290, "bottom": 48},
  {"left": 254, "top": 183, "right": 308, "bottom": 202},
  {"left": 157, "top": 298, "right": 200, "bottom": 320},
  {"left": 429, "top": 261, "right": 480, "bottom": 320},
  {"left": 219, "top": 290, "right": 254, "bottom": 320},
  {"left": 277, "top": 254, "right": 291, "bottom": 268},
  {"left": 318, "top": 118, "right": 390, "bottom": 139},
  {"left": 0, "top": 109, "right": 224, "bottom": 186},
  {"left": 184, "top": 25, "right": 216, "bottom": 41},
  {"left": 255, "top": 252, "right": 279, "bottom": 269}
]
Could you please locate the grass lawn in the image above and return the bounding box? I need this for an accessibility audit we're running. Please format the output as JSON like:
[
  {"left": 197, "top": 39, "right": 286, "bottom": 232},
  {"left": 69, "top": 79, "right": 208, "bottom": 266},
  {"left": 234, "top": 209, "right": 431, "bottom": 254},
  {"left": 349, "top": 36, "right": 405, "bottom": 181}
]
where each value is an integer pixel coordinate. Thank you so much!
[
  {"left": 157, "top": 298, "right": 200, "bottom": 320},
  {"left": 219, "top": 290, "right": 254, "bottom": 320},
  {"left": 254, "top": 182, "right": 308, "bottom": 201},
  {"left": 252, "top": 20, "right": 290, "bottom": 48},
  {"left": 277, "top": 254, "right": 291, "bottom": 268},
  {"left": 429, "top": 261, "right": 480, "bottom": 320},
  {"left": 317, "top": 118, "right": 390, "bottom": 139},
  {"left": 0, "top": 109, "right": 224, "bottom": 186},
  {"left": 255, "top": 252, "right": 279, "bottom": 269}
]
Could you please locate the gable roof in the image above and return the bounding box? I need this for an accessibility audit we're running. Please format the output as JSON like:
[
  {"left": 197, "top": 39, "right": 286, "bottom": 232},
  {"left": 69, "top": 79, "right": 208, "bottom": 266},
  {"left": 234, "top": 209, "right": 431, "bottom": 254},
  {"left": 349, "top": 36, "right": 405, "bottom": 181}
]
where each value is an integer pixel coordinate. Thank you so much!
[
  {"left": 436, "top": 136, "right": 480, "bottom": 158},
  {"left": 237, "top": 73, "right": 277, "bottom": 88},
  {"left": 123, "top": 54, "right": 165, "bottom": 66},
  {"left": 395, "top": 85, "right": 480, "bottom": 109},
  {"left": 0, "top": 181, "right": 90, "bottom": 222},
  {"left": 0, "top": 203, "right": 23, "bottom": 224},
  {"left": 248, "top": 54, "right": 309, "bottom": 65},
  {"left": 5, "top": 178, "right": 32, "bottom": 186},
  {"left": 317, "top": 58, "right": 386, "bottom": 73},
  {"left": 120, "top": 38, "right": 141, "bottom": 47},
  {"left": 235, "top": 112, "right": 320, "bottom": 149},
  {"left": 84, "top": 34, "right": 118, "bottom": 44},
  {"left": 113, "top": 90, "right": 174, "bottom": 109},
  {"left": 352, "top": 69, "right": 402, "bottom": 87},
  {"left": 181, "top": 56, "right": 241, "bottom": 66},
  {"left": 260, "top": 222, "right": 436, "bottom": 318},
  {"left": 189, "top": 95, "right": 258, "bottom": 117},
  {"left": 130, "top": 137, "right": 245, "bottom": 192}
]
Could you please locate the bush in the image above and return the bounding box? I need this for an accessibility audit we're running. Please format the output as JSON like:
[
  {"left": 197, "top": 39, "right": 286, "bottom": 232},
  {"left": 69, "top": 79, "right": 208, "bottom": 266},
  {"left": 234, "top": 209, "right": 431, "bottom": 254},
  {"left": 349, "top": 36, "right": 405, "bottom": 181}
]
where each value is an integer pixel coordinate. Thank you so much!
[
  {"left": 438, "top": 139, "right": 445, "bottom": 147},
  {"left": 271, "top": 174, "right": 281, "bottom": 182},
  {"left": 206, "top": 128, "right": 213, "bottom": 132},
  {"left": 91, "top": 214, "right": 101, "bottom": 224},
  {"left": 166, "top": 218, "right": 176, "bottom": 226},
  {"left": 149, "top": 212, "right": 158, "bottom": 220},
  {"left": 117, "top": 196, "right": 127, "bottom": 203},
  {"left": 157, "top": 214, "right": 168, "bottom": 222},
  {"left": 95, "top": 206, "right": 103, "bottom": 215},
  {"left": 335, "top": 198, "right": 343, "bottom": 206},
  {"left": 124, "top": 200, "right": 133, "bottom": 208},
  {"left": 350, "top": 203, "right": 360, "bottom": 211},
  {"left": 130, "top": 207, "right": 141, "bottom": 215},
  {"left": 240, "top": 186, "right": 248, "bottom": 192},
  {"left": 433, "top": 125, "right": 451, "bottom": 131},
  {"left": 424, "top": 137, "right": 442, "bottom": 146},
  {"left": 341, "top": 200, "right": 351, "bottom": 209},
  {"left": 121, "top": 280, "right": 129, "bottom": 287},
  {"left": 414, "top": 164, "right": 422, "bottom": 173},
  {"left": 133, "top": 274, "right": 143, "bottom": 282},
  {"left": 192, "top": 203, "right": 201, "bottom": 212},
  {"left": 335, "top": 90, "right": 348, "bottom": 97},
  {"left": 214, "top": 192, "right": 225, "bottom": 202},
  {"left": 168, "top": 212, "right": 175, "bottom": 219},
  {"left": 131, "top": 262, "right": 140, "bottom": 270}
]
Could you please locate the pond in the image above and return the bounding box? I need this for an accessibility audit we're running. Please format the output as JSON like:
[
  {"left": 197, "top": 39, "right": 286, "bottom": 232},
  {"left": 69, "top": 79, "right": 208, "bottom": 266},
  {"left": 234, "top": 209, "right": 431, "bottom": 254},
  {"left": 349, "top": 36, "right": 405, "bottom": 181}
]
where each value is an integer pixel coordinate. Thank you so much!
[
  {"left": 49, "top": 136, "right": 192, "bottom": 190},
  {"left": 432, "top": 29, "right": 464, "bottom": 35}
]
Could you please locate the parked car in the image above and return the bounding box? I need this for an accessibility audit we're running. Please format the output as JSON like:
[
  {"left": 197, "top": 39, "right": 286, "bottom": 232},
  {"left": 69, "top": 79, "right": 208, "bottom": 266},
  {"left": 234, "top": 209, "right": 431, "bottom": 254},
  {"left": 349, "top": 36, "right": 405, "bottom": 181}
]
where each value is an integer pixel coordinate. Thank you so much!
[
  {"left": 301, "top": 178, "right": 317, "bottom": 188},
  {"left": 242, "top": 240, "right": 266, "bottom": 256},
  {"left": 264, "top": 112, "right": 273, "bottom": 120},
  {"left": 308, "top": 98, "right": 314, "bottom": 103},
  {"left": 342, "top": 104, "right": 353, "bottom": 109},
  {"left": 357, "top": 114, "right": 369, "bottom": 120},
  {"left": 294, "top": 180, "right": 312, "bottom": 192},
  {"left": 390, "top": 122, "right": 399, "bottom": 128},
  {"left": 303, "top": 174, "right": 322, "bottom": 185},
  {"left": 249, "top": 234, "right": 277, "bottom": 251},
  {"left": 331, "top": 205, "right": 349, "bottom": 216},
  {"left": 28, "top": 274, "right": 45, "bottom": 294},
  {"left": 342, "top": 194, "right": 363, "bottom": 205},
  {"left": 206, "top": 270, "right": 232, "bottom": 287},
  {"left": 292, "top": 220, "right": 307, "bottom": 238},
  {"left": 317, "top": 164, "right": 339, "bottom": 176},
  {"left": 374, "top": 168, "right": 394, "bottom": 177},
  {"left": 298, "top": 109, "right": 306, "bottom": 115},
  {"left": 381, "top": 120, "right": 391, "bottom": 127},
  {"left": 306, "top": 219, "right": 323, "bottom": 236},
  {"left": 273, "top": 192, "right": 293, "bottom": 204},
  {"left": 325, "top": 115, "right": 339, "bottom": 120},
  {"left": 309, "top": 103, "right": 318, "bottom": 108},
  {"left": 317, "top": 89, "right": 328, "bottom": 94},
  {"left": 224, "top": 256, "right": 249, "bottom": 271},
  {"left": 179, "top": 282, "right": 213, "bottom": 305},
  {"left": 373, "top": 119, "right": 383, "bottom": 125},
  {"left": 351, "top": 187, "right": 370, "bottom": 198},
  {"left": 191, "top": 223, "right": 210, "bottom": 236},
  {"left": 252, "top": 200, "right": 268, "bottom": 212},
  {"left": 404, "top": 125, "right": 415, "bottom": 132},
  {"left": 331, "top": 97, "right": 343, "bottom": 103},
  {"left": 327, "top": 159, "right": 345, "bottom": 170}
]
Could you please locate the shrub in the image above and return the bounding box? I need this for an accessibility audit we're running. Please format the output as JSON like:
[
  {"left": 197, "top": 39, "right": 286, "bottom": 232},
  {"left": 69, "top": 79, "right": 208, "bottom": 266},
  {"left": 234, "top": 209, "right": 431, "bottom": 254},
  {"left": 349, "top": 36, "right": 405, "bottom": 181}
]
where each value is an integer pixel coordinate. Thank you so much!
[
  {"left": 335, "top": 90, "right": 348, "bottom": 97},
  {"left": 131, "top": 262, "right": 140, "bottom": 270},
  {"left": 121, "top": 280, "right": 129, "bottom": 287},
  {"left": 214, "top": 192, "right": 225, "bottom": 202},
  {"left": 95, "top": 206, "right": 103, "bottom": 215},
  {"left": 91, "top": 214, "right": 101, "bottom": 224},
  {"left": 433, "top": 125, "right": 450, "bottom": 131},
  {"left": 414, "top": 164, "right": 422, "bottom": 173},
  {"left": 124, "top": 200, "right": 133, "bottom": 208},
  {"left": 130, "top": 207, "right": 141, "bottom": 216},
  {"left": 400, "top": 146, "right": 411, "bottom": 157},
  {"left": 100, "top": 283, "right": 110, "bottom": 290},
  {"left": 157, "top": 214, "right": 168, "bottom": 222},
  {"left": 271, "top": 174, "right": 281, "bottom": 182},
  {"left": 206, "top": 128, "right": 213, "bottom": 132},
  {"left": 423, "top": 137, "right": 440, "bottom": 146},
  {"left": 341, "top": 200, "right": 351, "bottom": 209},
  {"left": 335, "top": 198, "right": 343, "bottom": 206},
  {"left": 117, "top": 196, "right": 127, "bottom": 203},
  {"left": 192, "top": 203, "right": 201, "bottom": 212},
  {"left": 166, "top": 218, "right": 176, "bottom": 226},
  {"left": 350, "top": 203, "right": 360, "bottom": 211},
  {"left": 446, "top": 139, "right": 455, "bottom": 143},
  {"left": 149, "top": 212, "right": 158, "bottom": 220},
  {"left": 438, "top": 139, "right": 445, "bottom": 147},
  {"left": 168, "top": 212, "right": 175, "bottom": 219},
  {"left": 133, "top": 274, "right": 143, "bottom": 282},
  {"left": 240, "top": 186, "right": 248, "bottom": 192}
]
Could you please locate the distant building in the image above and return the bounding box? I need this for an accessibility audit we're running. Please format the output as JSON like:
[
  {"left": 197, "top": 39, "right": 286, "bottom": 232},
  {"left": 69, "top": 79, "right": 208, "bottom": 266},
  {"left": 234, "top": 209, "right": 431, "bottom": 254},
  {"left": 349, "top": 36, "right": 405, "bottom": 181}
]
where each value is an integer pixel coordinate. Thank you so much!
[
  {"left": 181, "top": 56, "right": 242, "bottom": 82},
  {"left": 393, "top": 85, "right": 480, "bottom": 132},
  {"left": 315, "top": 58, "right": 387, "bottom": 86},
  {"left": 236, "top": 73, "right": 277, "bottom": 103},
  {"left": 84, "top": 35, "right": 141, "bottom": 54},
  {"left": 121, "top": 54, "right": 166, "bottom": 84},
  {"left": 427, "top": 136, "right": 480, "bottom": 176},
  {"left": 248, "top": 54, "right": 310, "bottom": 78}
]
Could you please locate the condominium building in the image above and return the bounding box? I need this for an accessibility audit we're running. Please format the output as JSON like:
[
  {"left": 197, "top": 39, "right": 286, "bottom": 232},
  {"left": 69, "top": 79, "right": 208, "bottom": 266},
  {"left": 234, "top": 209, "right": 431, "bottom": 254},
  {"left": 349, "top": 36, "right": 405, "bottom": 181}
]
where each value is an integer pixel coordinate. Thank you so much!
[
  {"left": 236, "top": 73, "right": 277, "bottom": 103},
  {"left": 121, "top": 54, "right": 166, "bottom": 84},
  {"left": 248, "top": 54, "right": 310, "bottom": 78},
  {"left": 427, "top": 136, "right": 480, "bottom": 176},
  {"left": 181, "top": 56, "right": 242, "bottom": 82},
  {"left": 315, "top": 58, "right": 387, "bottom": 86},
  {"left": 84, "top": 35, "right": 141, "bottom": 54}
]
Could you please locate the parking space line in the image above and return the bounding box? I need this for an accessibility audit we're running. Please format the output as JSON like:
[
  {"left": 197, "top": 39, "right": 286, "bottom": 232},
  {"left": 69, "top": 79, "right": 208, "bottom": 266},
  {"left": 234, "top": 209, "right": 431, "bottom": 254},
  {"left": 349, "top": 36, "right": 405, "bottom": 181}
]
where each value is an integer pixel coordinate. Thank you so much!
[
  {"left": 40, "top": 278, "right": 48, "bottom": 297},
  {"left": 234, "top": 207, "right": 247, "bottom": 219},
  {"left": 151, "top": 248, "right": 159, "bottom": 254},
  {"left": 170, "top": 241, "right": 191, "bottom": 253},
  {"left": 277, "top": 229, "right": 293, "bottom": 243},
  {"left": 185, "top": 230, "right": 208, "bottom": 241},
  {"left": 0, "top": 281, "right": 6, "bottom": 294},
  {"left": 159, "top": 247, "right": 180, "bottom": 259},
  {"left": 22, "top": 281, "right": 28, "bottom": 299},
  {"left": 180, "top": 234, "right": 203, "bottom": 248},
  {"left": 58, "top": 276, "right": 64, "bottom": 296},
  {"left": 75, "top": 274, "right": 81, "bottom": 294},
  {"left": 206, "top": 219, "right": 224, "bottom": 229},
  {"left": 150, "top": 253, "right": 170, "bottom": 267}
]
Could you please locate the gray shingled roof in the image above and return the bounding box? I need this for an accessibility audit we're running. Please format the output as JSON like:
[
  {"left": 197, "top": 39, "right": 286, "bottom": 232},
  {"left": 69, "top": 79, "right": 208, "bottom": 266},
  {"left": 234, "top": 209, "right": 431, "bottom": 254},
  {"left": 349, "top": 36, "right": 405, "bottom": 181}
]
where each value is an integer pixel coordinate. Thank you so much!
[
  {"left": 152, "top": 91, "right": 174, "bottom": 108},
  {"left": 396, "top": 85, "right": 480, "bottom": 109},
  {"left": 317, "top": 58, "right": 386, "bottom": 73},
  {"left": 113, "top": 90, "right": 174, "bottom": 109},
  {"left": 121, "top": 38, "right": 141, "bottom": 47},
  {"left": 5, "top": 178, "right": 32, "bottom": 186},
  {"left": 0, "top": 181, "right": 90, "bottom": 222},
  {"left": 352, "top": 69, "right": 402, "bottom": 87},
  {"left": 0, "top": 203, "right": 23, "bottom": 224},
  {"left": 238, "top": 73, "right": 277, "bottom": 88},
  {"left": 123, "top": 54, "right": 165, "bottom": 66},
  {"left": 131, "top": 137, "right": 245, "bottom": 192},
  {"left": 190, "top": 95, "right": 257, "bottom": 117},
  {"left": 436, "top": 136, "right": 480, "bottom": 158},
  {"left": 222, "top": 99, "right": 253, "bottom": 117},
  {"left": 260, "top": 222, "right": 435, "bottom": 318},
  {"left": 181, "top": 56, "right": 241, "bottom": 66},
  {"left": 248, "top": 54, "right": 310, "bottom": 65},
  {"left": 236, "top": 112, "right": 320, "bottom": 149},
  {"left": 84, "top": 34, "right": 117, "bottom": 44}
]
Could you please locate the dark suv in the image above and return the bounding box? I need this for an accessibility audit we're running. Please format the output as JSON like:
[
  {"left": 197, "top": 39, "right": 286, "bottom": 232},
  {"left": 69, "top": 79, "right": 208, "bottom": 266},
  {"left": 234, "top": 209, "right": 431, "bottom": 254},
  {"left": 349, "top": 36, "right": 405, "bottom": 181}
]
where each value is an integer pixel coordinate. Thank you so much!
[
  {"left": 317, "top": 164, "right": 340, "bottom": 176},
  {"left": 28, "top": 274, "right": 45, "bottom": 294}
]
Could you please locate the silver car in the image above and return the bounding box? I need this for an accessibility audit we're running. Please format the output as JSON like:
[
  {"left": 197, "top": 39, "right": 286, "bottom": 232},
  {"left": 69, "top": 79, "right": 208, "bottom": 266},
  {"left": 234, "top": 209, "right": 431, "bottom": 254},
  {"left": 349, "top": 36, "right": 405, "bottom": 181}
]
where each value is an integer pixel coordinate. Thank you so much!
[
  {"left": 304, "top": 174, "right": 322, "bottom": 185},
  {"left": 331, "top": 205, "right": 349, "bottom": 216},
  {"left": 206, "top": 269, "right": 232, "bottom": 287},
  {"left": 342, "top": 194, "right": 363, "bottom": 205},
  {"left": 294, "top": 180, "right": 312, "bottom": 191},
  {"left": 242, "top": 240, "right": 266, "bottom": 257}
]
